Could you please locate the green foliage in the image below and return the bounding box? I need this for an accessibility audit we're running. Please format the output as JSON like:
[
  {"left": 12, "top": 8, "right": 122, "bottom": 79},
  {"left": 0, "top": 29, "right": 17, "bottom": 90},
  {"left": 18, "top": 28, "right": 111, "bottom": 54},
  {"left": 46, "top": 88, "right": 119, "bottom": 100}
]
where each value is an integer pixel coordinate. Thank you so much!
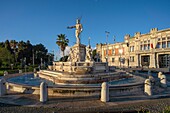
[
  {"left": 59, "top": 56, "right": 68, "bottom": 62},
  {"left": 0, "top": 70, "right": 4, "bottom": 76},
  {"left": 0, "top": 39, "right": 50, "bottom": 70},
  {"left": 0, "top": 47, "right": 14, "bottom": 68},
  {"left": 162, "top": 106, "right": 170, "bottom": 113},
  {"left": 92, "top": 49, "right": 96, "bottom": 59},
  {"left": 56, "top": 34, "right": 69, "bottom": 57},
  {"left": 5, "top": 40, "right": 12, "bottom": 52}
]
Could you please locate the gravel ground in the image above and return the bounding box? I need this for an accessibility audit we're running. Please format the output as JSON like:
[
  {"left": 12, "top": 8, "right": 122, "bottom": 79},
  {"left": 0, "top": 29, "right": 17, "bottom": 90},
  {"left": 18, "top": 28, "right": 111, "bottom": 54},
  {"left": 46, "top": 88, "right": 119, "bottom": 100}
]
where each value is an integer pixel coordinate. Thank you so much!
[{"left": 0, "top": 98, "right": 170, "bottom": 113}]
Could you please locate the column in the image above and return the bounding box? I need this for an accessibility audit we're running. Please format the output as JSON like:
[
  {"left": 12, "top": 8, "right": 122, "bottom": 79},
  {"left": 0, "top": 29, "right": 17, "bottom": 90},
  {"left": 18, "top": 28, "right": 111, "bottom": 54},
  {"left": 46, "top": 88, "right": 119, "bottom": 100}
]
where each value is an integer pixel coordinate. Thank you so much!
[
  {"left": 156, "top": 54, "right": 159, "bottom": 68},
  {"left": 149, "top": 53, "right": 156, "bottom": 68},
  {"left": 135, "top": 54, "right": 139, "bottom": 67}
]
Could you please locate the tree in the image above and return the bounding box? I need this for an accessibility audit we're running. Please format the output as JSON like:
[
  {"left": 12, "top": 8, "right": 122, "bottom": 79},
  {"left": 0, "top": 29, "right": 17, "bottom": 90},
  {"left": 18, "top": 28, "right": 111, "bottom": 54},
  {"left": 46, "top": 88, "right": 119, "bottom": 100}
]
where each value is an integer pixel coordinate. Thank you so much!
[
  {"left": 10, "top": 40, "right": 18, "bottom": 50},
  {"left": 92, "top": 49, "right": 96, "bottom": 60},
  {"left": 0, "top": 47, "right": 14, "bottom": 68},
  {"left": 56, "top": 34, "right": 69, "bottom": 57},
  {"left": 10, "top": 40, "right": 18, "bottom": 63},
  {"left": 5, "top": 40, "right": 12, "bottom": 53},
  {"left": 33, "top": 43, "right": 48, "bottom": 65},
  {"left": 25, "top": 40, "right": 33, "bottom": 64},
  {"left": 17, "top": 41, "right": 26, "bottom": 66},
  {"left": 0, "top": 42, "right": 5, "bottom": 48}
]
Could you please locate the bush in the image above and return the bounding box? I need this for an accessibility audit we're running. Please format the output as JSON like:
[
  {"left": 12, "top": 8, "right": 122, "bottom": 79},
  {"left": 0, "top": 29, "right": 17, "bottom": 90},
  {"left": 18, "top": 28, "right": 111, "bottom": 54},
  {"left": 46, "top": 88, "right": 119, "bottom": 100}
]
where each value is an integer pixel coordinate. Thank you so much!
[
  {"left": 59, "top": 56, "right": 68, "bottom": 62},
  {"left": 28, "top": 66, "right": 33, "bottom": 72},
  {"left": 0, "top": 70, "right": 4, "bottom": 76}
]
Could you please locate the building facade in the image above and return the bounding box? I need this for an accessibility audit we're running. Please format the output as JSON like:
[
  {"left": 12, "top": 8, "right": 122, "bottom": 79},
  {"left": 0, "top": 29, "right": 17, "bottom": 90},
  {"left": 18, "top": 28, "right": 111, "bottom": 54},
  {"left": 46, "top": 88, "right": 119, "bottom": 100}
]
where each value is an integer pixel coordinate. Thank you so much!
[{"left": 96, "top": 28, "right": 170, "bottom": 68}]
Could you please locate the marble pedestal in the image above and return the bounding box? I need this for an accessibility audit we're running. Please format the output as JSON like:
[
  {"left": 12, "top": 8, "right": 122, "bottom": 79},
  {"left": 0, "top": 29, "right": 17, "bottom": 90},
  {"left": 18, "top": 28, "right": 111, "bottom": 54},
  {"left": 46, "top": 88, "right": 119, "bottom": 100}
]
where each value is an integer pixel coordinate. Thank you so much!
[{"left": 72, "top": 44, "right": 86, "bottom": 62}]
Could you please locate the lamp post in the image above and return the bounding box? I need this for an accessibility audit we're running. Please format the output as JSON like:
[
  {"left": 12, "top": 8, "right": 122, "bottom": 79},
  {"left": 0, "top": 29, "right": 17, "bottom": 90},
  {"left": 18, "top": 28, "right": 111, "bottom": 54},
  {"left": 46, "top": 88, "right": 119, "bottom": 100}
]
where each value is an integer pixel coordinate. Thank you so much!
[
  {"left": 113, "top": 36, "right": 116, "bottom": 44},
  {"left": 52, "top": 50, "right": 54, "bottom": 62},
  {"left": 119, "top": 48, "right": 123, "bottom": 70},
  {"left": 105, "top": 31, "right": 110, "bottom": 63},
  {"left": 88, "top": 37, "right": 91, "bottom": 46}
]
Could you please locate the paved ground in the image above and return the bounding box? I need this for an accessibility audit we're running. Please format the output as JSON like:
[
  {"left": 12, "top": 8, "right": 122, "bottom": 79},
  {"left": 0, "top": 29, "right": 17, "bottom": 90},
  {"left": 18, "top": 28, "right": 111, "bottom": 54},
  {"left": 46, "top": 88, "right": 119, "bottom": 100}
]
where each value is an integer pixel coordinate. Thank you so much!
[{"left": 0, "top": 92, "right": 170, "bottom": 113}]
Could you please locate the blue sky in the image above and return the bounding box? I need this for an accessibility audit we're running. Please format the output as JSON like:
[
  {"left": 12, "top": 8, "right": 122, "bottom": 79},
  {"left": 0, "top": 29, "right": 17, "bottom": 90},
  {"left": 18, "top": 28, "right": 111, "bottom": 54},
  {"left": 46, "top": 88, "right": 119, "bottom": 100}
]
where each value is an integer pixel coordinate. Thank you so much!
[{"left": 0, "top": 0, "right": 170, "bottom": 57}]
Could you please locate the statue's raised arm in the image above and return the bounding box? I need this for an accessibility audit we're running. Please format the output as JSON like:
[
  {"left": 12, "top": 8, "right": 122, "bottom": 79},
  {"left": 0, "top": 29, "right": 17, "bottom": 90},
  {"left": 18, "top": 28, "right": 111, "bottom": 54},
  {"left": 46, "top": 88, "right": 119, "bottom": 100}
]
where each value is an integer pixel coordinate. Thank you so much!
[
  {"left": 67, "top": 19, "right": 83, "bottom": 44},
  {"left": 67, "top": 26, "right": 76, "bottom": 29}
]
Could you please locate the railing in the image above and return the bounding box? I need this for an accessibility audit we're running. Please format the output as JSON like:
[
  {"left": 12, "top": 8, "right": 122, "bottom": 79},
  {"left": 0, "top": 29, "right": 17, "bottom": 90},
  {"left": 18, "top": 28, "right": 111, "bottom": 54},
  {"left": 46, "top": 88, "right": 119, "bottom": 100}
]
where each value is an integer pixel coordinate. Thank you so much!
[{"left": 50, "top": 62, "right": 109, "bottom": 73}]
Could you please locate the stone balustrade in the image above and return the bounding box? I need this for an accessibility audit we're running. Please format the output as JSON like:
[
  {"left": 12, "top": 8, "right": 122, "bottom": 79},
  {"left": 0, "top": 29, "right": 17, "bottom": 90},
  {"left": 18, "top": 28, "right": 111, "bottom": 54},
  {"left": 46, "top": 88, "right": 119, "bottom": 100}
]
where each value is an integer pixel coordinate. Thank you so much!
[
  {"left": 7, "top": 80, "right": 144, "bottom": 97},
  {"left": 49, "top": 61, "right": 108, "bottom": 73}
]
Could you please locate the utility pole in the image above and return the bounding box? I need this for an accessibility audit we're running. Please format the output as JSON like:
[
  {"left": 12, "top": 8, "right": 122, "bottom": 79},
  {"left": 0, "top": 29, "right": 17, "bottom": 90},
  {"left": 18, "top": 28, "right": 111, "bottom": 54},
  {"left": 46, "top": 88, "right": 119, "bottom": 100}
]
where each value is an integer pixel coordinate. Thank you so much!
[{"left": 105, "top": 31, "right": 110, "bottom": 63}]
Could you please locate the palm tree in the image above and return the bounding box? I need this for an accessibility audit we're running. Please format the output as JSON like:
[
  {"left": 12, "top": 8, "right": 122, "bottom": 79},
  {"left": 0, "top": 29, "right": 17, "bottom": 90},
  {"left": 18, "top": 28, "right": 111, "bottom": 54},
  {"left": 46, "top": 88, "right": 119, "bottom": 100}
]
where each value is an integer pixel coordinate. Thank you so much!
[{"left": 56, "top": 34, "right": 69, "bottom": 57}]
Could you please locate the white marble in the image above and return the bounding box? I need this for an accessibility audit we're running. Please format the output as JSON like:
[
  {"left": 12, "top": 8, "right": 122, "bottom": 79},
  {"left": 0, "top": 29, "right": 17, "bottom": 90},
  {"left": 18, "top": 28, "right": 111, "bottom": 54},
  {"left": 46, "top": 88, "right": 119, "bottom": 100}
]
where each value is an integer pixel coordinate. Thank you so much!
[
  {"left": 160, "top": 74, "right": 167, "bottom": 88},
  {"left": 144, "top": 79, "right": 152, "bottom": 96},
  {"left": 101, "top": 82, "right": 109, "bottom": 102},
  {"left": 40, "top": 82, "right": 48, "bottom": 102}
]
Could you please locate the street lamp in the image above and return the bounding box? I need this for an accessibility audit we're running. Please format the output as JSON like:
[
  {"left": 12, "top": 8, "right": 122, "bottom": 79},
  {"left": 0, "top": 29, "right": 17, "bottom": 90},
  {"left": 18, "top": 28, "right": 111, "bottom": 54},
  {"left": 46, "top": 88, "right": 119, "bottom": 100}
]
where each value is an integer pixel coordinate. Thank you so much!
[
  {"left": 51, "top": 50, "right": 54, "bottom": 62},
  {"left": 105, "top": 31, "right": 110, "bottom": 63},
  {"left": 88, "top": 37, "right": 91, "bottom": 46},
  {"left": 119, "top": 48, "right": 123, "bottom": 69}
]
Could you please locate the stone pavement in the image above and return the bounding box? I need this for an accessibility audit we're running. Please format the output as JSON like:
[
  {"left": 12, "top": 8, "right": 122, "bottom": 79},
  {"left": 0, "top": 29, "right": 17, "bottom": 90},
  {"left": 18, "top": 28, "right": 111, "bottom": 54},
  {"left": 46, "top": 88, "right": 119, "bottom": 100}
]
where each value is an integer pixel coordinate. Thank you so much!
[{"left": 0, "top": 91, "right": 170, "bottom": 113}]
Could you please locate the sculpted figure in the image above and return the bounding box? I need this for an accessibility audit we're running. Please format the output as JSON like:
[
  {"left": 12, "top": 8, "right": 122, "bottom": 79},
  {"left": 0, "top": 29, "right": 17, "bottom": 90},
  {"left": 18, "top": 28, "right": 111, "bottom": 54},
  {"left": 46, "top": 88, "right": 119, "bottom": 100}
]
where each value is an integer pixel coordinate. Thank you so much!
[
  {"left": 86, "top": 45, "right": 93, "bottom": 62},
  {"left": 67, "top": 19, "right": 83, "bottom": 44},
  {"left": 67, "top": 48, "right": 74, "bottom": 62}
]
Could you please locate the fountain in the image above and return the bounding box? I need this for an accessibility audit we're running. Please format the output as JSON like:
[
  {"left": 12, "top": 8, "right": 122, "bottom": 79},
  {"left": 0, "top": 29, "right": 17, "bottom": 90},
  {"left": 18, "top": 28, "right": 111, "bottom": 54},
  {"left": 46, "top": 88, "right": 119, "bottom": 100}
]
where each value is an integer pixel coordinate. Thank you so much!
[
  {"left": 38, "top": 18, "right": 134, "bottom": 85},
  {"left": 5, "top": 19, "right": 145, "bottom": 97}
]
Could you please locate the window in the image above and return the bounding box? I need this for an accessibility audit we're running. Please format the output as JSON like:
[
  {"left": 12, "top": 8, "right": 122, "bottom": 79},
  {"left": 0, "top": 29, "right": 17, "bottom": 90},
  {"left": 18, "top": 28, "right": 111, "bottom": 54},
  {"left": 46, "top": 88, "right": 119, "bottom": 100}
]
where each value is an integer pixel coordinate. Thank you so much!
[
  {"left": 140, "top": 45, "right": 143, "bottom": 50},
  {"left": 148, "top": 44, "right": 150, "bottom": 50},
  {"left": 130, "top": 56, "right": 134, "bottom": 62},
  {"left": 143, "top": 57, "right": 149, "bottom": 62},
  {"left": 162, "top": 38, "right": 166, "bottom": 40},
  {"left": 162, "top": 42, "right": 166, "bottom": 48},
  {"left": 112, "top": 58, "right": 115, "bottom": 62},
  {"left": 144, "top": 45, "right": 147, "bottom": 50},
  {"left": 168, "top": 37, "right": 170, "bottom": 40},
  {"left": 106, "top": 50, "right": 108, "bottom": 55},
  {"left": 148, "top": 40, "right": 150, "bottom": 43},
  {"left": 158, "top": 38, "right": 161, "bottom": 41},
  {"left": 130, "top": 46, "right": 134, "bottom": 52},
  {"left": 156, "top": 42, "right": 161, "bottom": 48},
  {"left": 112, "top": 49, "right": 115, "bottom": 55},
  {"left": 168, "top": 41, "right": 170, "bottom": 48}
]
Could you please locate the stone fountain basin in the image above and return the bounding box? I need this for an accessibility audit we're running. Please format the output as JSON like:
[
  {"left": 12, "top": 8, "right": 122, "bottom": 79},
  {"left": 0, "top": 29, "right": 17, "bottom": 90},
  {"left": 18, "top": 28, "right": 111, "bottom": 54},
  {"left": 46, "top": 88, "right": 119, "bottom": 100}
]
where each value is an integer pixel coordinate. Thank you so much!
[
  {"left": 74, "top": 66, "right": 92, "bottom": 74},
  {"left": 6, "top": 73, "right": 145, "bottom": 97}
]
